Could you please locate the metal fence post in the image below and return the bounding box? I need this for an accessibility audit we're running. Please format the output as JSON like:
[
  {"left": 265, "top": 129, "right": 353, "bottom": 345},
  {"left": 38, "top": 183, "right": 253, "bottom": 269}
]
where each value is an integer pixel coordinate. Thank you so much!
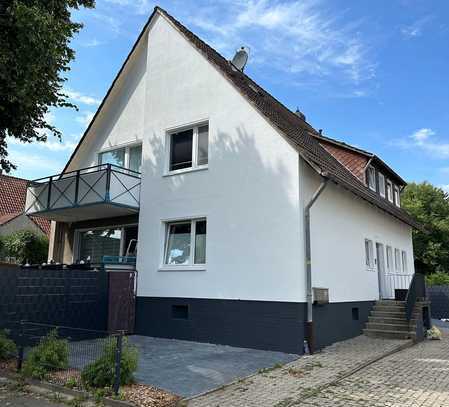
[
  {"left": 113, "top": 332, "right": 123, "bottom": 395},
  {"left": 17, "top": 320, "right": 24, "bottom": 372}
]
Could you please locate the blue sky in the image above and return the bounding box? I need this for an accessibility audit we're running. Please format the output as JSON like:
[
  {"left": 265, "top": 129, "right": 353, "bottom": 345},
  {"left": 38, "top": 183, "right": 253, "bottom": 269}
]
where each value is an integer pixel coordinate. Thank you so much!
[{"left": 8, "top": 0, "right": 449, "bottom": 190}]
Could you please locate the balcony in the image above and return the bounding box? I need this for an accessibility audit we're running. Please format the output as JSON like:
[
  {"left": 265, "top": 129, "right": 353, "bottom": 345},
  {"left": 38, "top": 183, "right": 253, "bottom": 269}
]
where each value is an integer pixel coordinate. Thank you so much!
[{"left": 25, "top": 164, "right": 140, "bottom": 222}]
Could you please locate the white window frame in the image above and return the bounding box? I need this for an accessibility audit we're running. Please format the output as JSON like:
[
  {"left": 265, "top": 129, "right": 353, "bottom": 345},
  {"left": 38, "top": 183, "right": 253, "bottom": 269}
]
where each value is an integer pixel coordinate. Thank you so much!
[
  {"left": 394, "top": 248, "right": 401, "bottom": 272},
  {"left": 386, "top": 179, "right": 393, "bottom": 202},
  {"left": 386, "top": 245, "right": 393, "bottom": 272},
  {"left": 367, "top": 166, "right": 376, "bottom": 191},
  {"left": 74, "top": 222, "right": 138, "bottom": 264},
  {"left": 378, "top": 172, "right": 386, "bottom": 198},
  {"left": 165, "top": 121, "right": 209, "bottom": 176},
  {"left": 160, "top": 217, "right": 207, "bottom": 271},
  {"left": 98, "top": 142, "right": 142, "bottom": 172},
  {"left": 393, "top": 185, "right": 401, "bottom": 207},
  {"left": 401, "top": 250, "right": 408, "bottom": 273},
  {"left": 365, "top": 238, "right": 374, "bottom": 270}
]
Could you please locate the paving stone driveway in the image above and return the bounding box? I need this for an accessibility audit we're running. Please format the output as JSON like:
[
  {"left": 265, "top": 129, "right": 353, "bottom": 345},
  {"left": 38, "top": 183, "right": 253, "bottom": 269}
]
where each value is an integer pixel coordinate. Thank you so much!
[{"left": 188, "top": 335, "right": 409, "bottom": 406}]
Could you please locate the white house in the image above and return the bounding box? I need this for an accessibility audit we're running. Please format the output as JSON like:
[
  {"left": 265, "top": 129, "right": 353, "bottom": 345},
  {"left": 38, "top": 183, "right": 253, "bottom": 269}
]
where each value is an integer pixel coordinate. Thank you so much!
[{"left": 25, "top": 7, "right": 419, "bottom": 354}]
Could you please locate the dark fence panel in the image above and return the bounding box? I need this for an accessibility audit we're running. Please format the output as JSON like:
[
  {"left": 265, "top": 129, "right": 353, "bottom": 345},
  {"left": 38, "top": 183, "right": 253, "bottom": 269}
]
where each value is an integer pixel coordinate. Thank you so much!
[
  {"left": 428, "top": 285, "right": 449, "bottom": 319},
  {"left": 0, "top": 264, "right": 108, "bottom": 330}
]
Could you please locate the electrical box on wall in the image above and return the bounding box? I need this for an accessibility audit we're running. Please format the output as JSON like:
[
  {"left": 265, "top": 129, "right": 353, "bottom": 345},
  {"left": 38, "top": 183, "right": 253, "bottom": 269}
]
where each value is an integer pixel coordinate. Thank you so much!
[{"left": 313, "top": 287, "right": 329, "bottom": 305}]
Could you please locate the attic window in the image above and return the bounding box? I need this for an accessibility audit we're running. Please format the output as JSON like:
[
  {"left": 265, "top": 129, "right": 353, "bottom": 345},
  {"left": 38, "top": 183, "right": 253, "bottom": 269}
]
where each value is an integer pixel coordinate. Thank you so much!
[
  {"left": 367, "top": 166, "right": 376, "bottom": 191},
  {"left": 378, "top": 173, "right": 386, "bottom": 198},
  {"left": 394, "top": 186, "right": 400, "bottom": 207},
  {"left": 386, "top": 180, "right": 393, "bottom": 202}
]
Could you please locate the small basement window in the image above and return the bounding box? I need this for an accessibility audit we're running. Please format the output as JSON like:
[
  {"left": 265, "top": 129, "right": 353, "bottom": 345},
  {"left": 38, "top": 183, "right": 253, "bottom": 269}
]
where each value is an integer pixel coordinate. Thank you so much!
[
  {"left": 352, "top": 307, "right": 359, "bottom": 321},
  {"left": 168, "top": 123, "right": 209, "bottom": 173},
  {"left": 367, "top": 166, "right": 376, "bottom": 191},
  {"left": 172, "top": 305, "right": 189, "bottom": 319}
]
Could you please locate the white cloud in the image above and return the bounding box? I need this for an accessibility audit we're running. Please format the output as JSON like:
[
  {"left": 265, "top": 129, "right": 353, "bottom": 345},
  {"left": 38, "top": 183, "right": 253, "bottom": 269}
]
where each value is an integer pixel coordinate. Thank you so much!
[
  {"left": 394, "top": 128, "right": 449, "bottom": 158},
  {"left": 64, "top": 88, "right": 101, "bottom": 106},
  {"left": 186, "top": 0, "right": 374, "bottom": 85},
  {"left": 9, "top": 150, "right": 65, "bottom": 174},
  {"left": 401, "top": 16, "right": 433, "bottom": 38},
  {"left": 81, "top": 38, "right": 103, "bottom": 47},
  {"left": 76, "top": 111, "right": 95, "bottom": 127}
]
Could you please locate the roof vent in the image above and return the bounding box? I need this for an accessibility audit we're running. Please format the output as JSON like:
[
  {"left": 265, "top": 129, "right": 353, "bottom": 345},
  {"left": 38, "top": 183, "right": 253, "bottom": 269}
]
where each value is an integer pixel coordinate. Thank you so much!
[
  {"left": 231, "top": 46, "right": 249, "bottom": 72},
  {"left": 295, "top": 107, "right": 306, "bottom": 121}
]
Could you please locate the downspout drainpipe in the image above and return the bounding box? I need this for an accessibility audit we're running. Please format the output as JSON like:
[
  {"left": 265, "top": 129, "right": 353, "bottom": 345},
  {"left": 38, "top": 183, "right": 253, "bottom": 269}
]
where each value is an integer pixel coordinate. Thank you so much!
[{"left": 305, "top": 175, "right": 329, "bottom": 354}]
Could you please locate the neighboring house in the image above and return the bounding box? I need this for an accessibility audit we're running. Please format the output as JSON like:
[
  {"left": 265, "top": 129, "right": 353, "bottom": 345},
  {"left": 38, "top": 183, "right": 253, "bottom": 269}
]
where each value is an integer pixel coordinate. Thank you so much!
[
  {"left": 0, "top": 174, "right": 50, "bottom": 238},
  {"left": 24, "top": 7, "right": 419, "bottom": 354}
]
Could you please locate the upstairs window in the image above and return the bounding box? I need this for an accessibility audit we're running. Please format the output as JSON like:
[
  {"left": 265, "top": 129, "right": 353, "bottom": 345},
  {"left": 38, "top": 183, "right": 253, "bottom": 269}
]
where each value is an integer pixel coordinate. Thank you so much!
[
  {"left": 386, "top": 179, "right": 393, "bottom": 202},
  {"left": 367, "top": 166, "right": 376, "bottom": 191},
  {"left": 168, "top": 123, "right": 209, "bottom": 173},
  {"left": 386, "top": 245, "right": 393, "bottom": 272},
  {"left": 393, "top": 186, "right": 401, "bottom": 207},
  {"left": 365, "top": 239, "right": 374, "bottom": 269},
  {"left": 99, "top": 144, "right": 142, "bottom": 173},
  {"left": 378, "top": 173, "right": 386, "bottom": 198}
]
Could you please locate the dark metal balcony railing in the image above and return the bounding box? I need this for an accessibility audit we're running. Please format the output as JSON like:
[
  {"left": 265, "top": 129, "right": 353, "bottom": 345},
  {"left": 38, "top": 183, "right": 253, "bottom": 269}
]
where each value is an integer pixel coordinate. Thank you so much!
[{"left": 25, "top": 164, "right": 140, "bottom": 221}]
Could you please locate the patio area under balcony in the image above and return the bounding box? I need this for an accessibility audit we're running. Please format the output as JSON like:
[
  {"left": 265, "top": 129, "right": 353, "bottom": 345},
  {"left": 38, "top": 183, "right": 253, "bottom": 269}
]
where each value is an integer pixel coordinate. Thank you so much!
[{"left": 25, "top": 164, "right": 141, "bottom": 222}]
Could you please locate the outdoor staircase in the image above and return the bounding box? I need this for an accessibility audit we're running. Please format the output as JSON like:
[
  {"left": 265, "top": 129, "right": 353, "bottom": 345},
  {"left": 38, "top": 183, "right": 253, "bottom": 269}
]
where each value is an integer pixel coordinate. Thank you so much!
[{"left": 363, "top": 300, "right": 417, "bottom": 340}]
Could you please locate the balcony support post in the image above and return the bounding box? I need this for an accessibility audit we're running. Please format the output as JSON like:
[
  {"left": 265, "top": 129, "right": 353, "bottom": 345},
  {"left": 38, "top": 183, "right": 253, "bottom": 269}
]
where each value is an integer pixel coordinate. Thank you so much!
[
  {"left": 47, "top": 176, "right": 53, "bottom": 210},
  {"left": 105, "top": 164, "right": 111, "bottom": 202},
  {"left": 74, "top": 170, "right": 80, "bottom": 206}
]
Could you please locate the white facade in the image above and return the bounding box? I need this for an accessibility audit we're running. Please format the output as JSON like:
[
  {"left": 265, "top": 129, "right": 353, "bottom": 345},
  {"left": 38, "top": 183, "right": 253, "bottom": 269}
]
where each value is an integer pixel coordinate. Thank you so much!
[{"left": 65, "top": 13, "right": 415, "bottom": 305}]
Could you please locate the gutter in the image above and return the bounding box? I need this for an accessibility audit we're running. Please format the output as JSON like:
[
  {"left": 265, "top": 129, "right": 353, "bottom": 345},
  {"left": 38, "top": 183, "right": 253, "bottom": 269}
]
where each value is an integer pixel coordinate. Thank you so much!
[{"left": 304, "top": 175, "right": 329, "bottom": 354}]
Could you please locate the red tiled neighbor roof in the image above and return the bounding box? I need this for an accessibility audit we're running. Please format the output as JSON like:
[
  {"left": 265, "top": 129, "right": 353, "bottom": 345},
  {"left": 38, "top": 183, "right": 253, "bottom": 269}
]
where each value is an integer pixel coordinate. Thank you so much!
[{"left": 0, "top": 174, "right": 51, "bottom": 236}]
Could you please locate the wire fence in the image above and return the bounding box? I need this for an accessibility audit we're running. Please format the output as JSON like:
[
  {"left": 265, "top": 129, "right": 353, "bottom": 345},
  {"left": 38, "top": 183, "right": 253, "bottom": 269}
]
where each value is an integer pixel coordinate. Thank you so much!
[{"left": 0, "top": 321, "right": 127, "bottom": 395}]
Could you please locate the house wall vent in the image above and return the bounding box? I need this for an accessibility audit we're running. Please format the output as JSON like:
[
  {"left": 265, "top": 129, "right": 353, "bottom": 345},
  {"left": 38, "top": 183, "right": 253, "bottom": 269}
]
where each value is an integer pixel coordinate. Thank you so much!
[{"left": 313, "top": 287, "right": 329, "bottom": 305}]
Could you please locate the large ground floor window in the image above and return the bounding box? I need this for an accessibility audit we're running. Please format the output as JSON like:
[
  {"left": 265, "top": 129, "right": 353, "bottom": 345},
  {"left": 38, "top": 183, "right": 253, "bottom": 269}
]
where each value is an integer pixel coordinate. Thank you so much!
[{"left": 77, "top": 224, "right": 138, "bottom": 264}]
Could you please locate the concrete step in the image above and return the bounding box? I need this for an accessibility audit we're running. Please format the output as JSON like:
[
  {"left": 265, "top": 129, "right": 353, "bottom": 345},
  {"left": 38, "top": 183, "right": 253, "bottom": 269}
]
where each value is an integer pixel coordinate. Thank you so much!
[
  {"left": 366, "top": 322, "right": 411, "bottom": 332},
  {"left": 373, "top": 304, "right": 406, "bottom": 312},
  {"left": 368, "top": 316, "right": 416, "bottom": 325},
  {"left": 370, "top": 310, "right": 407, "bottom": 318},
  {"left": 363, "top": 328, "right": 413, "bottom": 340},
  {"left": 376, "top": 300, "right": 406, "bottom": 305}
]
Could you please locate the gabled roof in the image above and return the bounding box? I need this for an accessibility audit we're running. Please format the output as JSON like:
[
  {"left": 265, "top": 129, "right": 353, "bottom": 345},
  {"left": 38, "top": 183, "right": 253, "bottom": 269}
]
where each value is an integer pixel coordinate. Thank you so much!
[
  {"left": 0, "top": 174, "right": 51, "bottom": 236},
  {"left": 313, "top": 133, "right": 406, "bottom": 186},
  {"left": 62, "top": 6, "right": 419, "bottom": 229}
]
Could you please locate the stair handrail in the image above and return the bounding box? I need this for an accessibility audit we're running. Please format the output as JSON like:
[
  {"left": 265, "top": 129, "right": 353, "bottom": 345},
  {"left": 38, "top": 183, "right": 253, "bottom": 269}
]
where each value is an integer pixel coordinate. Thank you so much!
[{"left": 405, "top": 272, "right": 426, "bottom": 321}]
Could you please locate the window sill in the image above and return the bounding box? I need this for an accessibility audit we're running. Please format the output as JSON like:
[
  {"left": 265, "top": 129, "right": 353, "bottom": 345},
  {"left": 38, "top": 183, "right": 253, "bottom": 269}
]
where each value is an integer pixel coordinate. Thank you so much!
[
  {"left": 158, "top": 265, "right": 206, "bottom": 272},
  {"left": 163, "top": 166, "right": 208, "bottom": 177}
]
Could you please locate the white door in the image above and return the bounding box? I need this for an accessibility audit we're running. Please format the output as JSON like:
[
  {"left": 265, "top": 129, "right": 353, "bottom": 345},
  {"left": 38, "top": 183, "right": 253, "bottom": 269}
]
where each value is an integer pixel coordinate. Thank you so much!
[{"left": 376, "top": 243, "right": 387, "bottom": 298}]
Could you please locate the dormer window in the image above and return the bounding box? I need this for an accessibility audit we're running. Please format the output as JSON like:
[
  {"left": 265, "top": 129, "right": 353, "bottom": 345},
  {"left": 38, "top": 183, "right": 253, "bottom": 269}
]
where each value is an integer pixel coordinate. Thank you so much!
[
  {"left": 378, "top": 173, "right": 386, "bottom": 198},
  {"left": 367, "top": 166, "right": 376, "bottom": 191},
  {"left": 394, "top": 186, "right": 400, "bottom": 207},
  {"left": 386, "top": 179, "right": 393, "bottom": 202}
]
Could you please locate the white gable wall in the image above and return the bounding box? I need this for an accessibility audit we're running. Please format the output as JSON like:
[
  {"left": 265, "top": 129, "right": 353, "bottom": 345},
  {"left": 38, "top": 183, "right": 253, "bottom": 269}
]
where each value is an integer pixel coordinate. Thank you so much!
[
  {"left": 137, "top": 15, "right": 306, "bottom": 302},
  {"left": 304, "top": 164, "right": 414, "bottom": 303}
]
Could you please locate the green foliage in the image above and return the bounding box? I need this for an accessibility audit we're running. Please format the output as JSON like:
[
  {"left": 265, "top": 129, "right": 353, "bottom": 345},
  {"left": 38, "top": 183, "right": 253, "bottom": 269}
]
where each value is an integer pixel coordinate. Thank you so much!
[
  {"left": 0, "top": 0, "right": 95, "bottom": 172},
  {"left": 426, "top": 272, "right": 449, "bottom": 286},
  {"left": 2, "top": 230, "right": 48, "bottom": 264},
  {"left": 81, "top": 337, "right": 138, "bottom": 388},
  {"left": 23, "top": 329, "right": 69, "bottom": 379},
  {"left": 0, "top": 329, "right": 17, "bottom": 360},
  {"left": 402, "top": 182, "right": 449, "bottom": 274}
]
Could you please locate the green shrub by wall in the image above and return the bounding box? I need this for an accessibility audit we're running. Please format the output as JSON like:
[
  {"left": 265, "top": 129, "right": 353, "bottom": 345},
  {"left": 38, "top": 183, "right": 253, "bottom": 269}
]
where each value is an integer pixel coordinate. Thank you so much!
[{"left": 1, "top": 230, "right": 48, "bottom": 264}]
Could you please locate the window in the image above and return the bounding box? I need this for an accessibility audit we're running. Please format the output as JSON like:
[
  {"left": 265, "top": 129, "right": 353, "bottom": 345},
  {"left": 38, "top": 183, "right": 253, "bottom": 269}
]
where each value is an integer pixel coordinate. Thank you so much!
[
  {"left": 394, "top": 248, "right": 401, "bottom": 272},
  {"left": 352, "top": 307, "right": 359, "bottom": 321},
  {"left": 367, "top": 166, "right": 376, "bottom": 191},
  {"left": 172, "top": 305, "right": 189, "bottom": 319},
  {"left": 99, "top": 144, "right": 142, "bottom": 173},
  {"left": 394, "top": 186, "right": 400, "bottom": 207},
  {"left": 365, "top": 239, "right": 374, "bottom": 269},
  {"left": 402, "top": 251, "right": 408, "bottom": 273},
  {"left": 378, "top": 173, "right": 386, "bottom": 198},
  {"left": 386, "top": 246, "right": 393, "bottom": 272},
  {"left": 386, "top": 179, "right": 393, "bottom": 202},
  {"left": 168, "top": 124, "right": 209, "bottom": 172},
  {"left": 164, "top": 219, "right": 207, "bottom": 266}
]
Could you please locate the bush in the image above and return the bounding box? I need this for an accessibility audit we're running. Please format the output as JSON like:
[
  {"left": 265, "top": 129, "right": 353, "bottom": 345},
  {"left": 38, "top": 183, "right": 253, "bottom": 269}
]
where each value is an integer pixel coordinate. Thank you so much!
[
  {"left": 22, "top": 329, "right": 69, "bottom": 379},
  {"left": 0, "top": 329, "right": 16, "bottom": 360},
  {"left": 427, "top": 326, "right": 442, "bottom": 340},
  {"left": 2, "top": 230, "right": 48, "bottom": 264},
  {"left": 81, "top": 337, "right": 138, "bottom": 388},
  {"left": 426, "top": 272, "right": 449, "bottom": 286}
]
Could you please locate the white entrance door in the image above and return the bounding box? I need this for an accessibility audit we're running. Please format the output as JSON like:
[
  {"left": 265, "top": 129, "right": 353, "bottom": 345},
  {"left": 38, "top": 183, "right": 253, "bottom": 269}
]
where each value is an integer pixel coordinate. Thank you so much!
[{"left": 376, "top": 242, "right": 387, "bottom": 298}]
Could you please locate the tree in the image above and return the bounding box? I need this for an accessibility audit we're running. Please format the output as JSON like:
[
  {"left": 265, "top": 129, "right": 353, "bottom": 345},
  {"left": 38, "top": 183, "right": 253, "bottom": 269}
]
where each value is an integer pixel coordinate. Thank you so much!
[
  {"left": 0, "top": 0, "right": 95, "bottom": 173},
  {"left": 401, "top": 182, "right": 449, "bottom": 274},
  {"left": 1, "top": 229, "right": 49, "bottom": 264}
]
